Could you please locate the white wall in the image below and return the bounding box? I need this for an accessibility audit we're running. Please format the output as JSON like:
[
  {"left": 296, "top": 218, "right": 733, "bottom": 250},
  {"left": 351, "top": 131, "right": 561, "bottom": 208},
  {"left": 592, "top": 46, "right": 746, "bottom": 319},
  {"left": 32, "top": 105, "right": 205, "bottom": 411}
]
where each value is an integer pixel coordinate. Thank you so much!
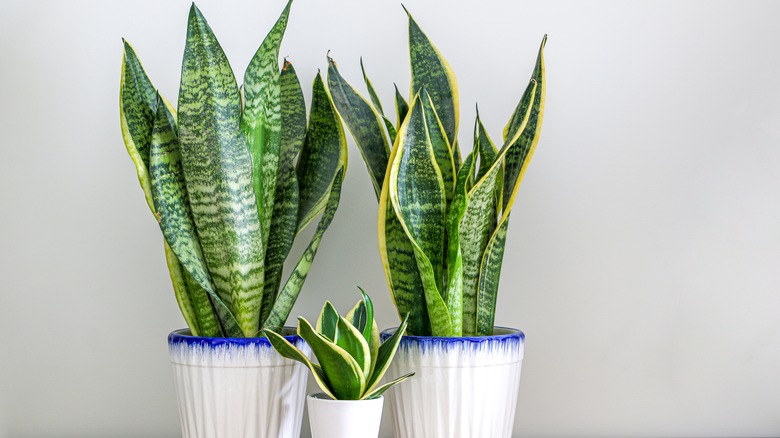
[{"left": 1, "top": 0, "right": 779, "bottom": 436}]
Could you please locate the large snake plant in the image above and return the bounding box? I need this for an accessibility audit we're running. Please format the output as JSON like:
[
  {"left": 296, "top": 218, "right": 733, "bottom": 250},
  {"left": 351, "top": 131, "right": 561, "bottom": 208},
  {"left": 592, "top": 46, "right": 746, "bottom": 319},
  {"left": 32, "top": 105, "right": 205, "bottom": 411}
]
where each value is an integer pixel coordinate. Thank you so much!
[
  {"left": 327, "top": 8, "right": 546, "bottom": 337},
  {"left": 119, "top": 1, "right": 347, "bottom": 338},
  {"left": 264, "top": 290, "right": 413, "bottom": 400}
]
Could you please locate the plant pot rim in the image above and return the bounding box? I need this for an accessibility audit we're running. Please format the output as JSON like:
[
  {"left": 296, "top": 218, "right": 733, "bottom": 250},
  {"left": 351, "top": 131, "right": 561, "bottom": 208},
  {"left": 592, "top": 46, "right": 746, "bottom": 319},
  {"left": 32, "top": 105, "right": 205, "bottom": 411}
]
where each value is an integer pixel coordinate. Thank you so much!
[
  {"left": 307, "top": 392, "right": 384, "bottom": 403},
  {"left": 379, "top": 326, "right": 524, "bottom": 343},
  {"left": 168, "top": 326, "right": 301, "bottom": 347}
]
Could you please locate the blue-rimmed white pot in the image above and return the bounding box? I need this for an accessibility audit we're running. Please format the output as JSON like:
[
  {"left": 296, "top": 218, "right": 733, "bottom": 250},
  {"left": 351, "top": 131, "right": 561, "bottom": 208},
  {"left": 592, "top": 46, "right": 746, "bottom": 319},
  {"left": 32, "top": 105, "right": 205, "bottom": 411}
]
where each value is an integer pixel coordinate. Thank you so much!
[
  {"left": 168, "top": 328, "right": 311, "bottom": 438},
  {"left": 379, "top": 327, "right": 525, "bottom": 438}
]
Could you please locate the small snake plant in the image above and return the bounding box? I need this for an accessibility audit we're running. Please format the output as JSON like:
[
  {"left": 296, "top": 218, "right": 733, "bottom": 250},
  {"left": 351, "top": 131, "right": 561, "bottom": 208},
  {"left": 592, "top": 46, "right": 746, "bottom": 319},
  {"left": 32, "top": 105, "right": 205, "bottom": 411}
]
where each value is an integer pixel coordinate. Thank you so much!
[
  {"left": 327, "top": 8, "right": 546, "bottom": 337},
  {"left": 264, "top": 290, "right": 413, "bottom": 400},
  {"left": 119, "top": 1, "right": 347, "bottom": 338}
]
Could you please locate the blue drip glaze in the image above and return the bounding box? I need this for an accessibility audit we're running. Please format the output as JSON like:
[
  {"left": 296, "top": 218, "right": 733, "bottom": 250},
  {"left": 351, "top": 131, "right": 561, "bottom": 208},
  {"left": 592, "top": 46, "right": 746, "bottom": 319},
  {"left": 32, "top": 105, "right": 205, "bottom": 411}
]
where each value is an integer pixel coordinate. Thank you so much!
[
  {"left": 380, "top": 326, "right": 524, "bottom": 353},
  {"left": 168, "top": 327, "right": 303, "bottom": 350}
]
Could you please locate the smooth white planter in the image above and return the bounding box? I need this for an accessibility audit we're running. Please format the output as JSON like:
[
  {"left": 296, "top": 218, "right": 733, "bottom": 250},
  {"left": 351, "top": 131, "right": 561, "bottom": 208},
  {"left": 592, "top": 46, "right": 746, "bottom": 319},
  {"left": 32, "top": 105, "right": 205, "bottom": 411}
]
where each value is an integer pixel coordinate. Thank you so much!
[
  {"left": 168, "top": 328, "right": 311, "bottom": 438},
  {"left": 380, "top": 327, "right": 524, "bottom": 438},
  {"left": 307, "top": 393, "right": 384, "bottom": 438}
]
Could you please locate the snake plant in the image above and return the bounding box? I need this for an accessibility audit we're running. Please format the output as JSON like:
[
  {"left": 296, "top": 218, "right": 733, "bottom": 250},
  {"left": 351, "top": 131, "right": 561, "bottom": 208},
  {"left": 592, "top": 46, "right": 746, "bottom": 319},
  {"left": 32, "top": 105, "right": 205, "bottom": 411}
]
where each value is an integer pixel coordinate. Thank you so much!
[
  {"left": 119, "top": 1, "right": 347, "bottom": 338},
  {"left": 327, "top": 8, "right": 546, "bottom": 337},
  {"left": 264, "top": 290, "right": 413, "bottom": 400}
]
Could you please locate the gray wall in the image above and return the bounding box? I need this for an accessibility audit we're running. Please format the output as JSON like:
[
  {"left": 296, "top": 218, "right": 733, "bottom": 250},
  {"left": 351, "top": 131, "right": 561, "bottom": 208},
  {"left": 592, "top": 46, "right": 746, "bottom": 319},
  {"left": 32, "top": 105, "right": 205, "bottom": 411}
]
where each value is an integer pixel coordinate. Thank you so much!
[{"left": 1, "top": 0, "right": 779, "bottom": 436}]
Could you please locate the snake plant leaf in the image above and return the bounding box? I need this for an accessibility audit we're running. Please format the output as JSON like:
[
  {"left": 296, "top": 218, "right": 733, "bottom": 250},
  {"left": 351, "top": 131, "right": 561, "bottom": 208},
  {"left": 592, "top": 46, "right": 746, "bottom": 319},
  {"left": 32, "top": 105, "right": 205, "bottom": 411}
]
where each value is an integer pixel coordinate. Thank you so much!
[
  {"left": 405, "top": 7, "right": 459, "bottom": 147},
  {"left": 501, "top": 36, "right": 546, "bottom": 213},
  {"left": 357, "top": 287, "right": 374, "bottom": 343},
  {"left": 149, "top": 95, "right": 241, "bottom": 337},
  {"left": 260, "top": 62, "right": 306, "bottom": 324},
  {"left": 459, "top": 81, "right": 536, "bottom": 336},
  {"left": 279, "top": 61, "right": 307, "bottom": 169},
  {"left": 378, "top": 127, "right": 430, "bottom": 336},
  {"left": 335, "top": 315, "right": 372, "bottom": 380},
  {"left": 264, "top": 328, "right": 336, "bottom": 400},
  {"left": 444, "top": 152, "right": 476, "bottom": 336},
  {"left": 476, "top": 219, "right": 509, "bottom": 336},
  {"left": 164, "top": 243, "right": 201, "bottom": 336},
  {"left": 473, "top": 38, "right": 546, "bottom": 336},
  {"left": 263, "top": 169, "right": 344, "bottom": 331},
  {"left": 119, "top": 40, "right": 157, "bottom": 212},
  {"left": 180, "top": 269, "right": 224, "bottom": 337},
  {"left": 362, "top": 372, "right": 415, "bottom": 400},
  {"left": 316, "top": 301, "right": 339, "bottom": 341},
  {"left": 365, "top": 314, "right": 409, "bottom": 394},
  {"left": 389, "top": 97, "right": 446, "bottom": 290},
  {"left": 327, "top": 57, "right": 390, "bottom": 200},
  {"left": 296, "top": 72, "right": 348, "bottom": 233},
  {"left": 394, "top": 84, "right": 409, "bottom": 129},
  {"left": 242, "top": 0, "right": 291, "bottom": 251},
  {"left": 361, "top": 58, "right": 384, "bottom": 114},
  {"left": 298, "top": 317, "right": 366, "bottom": 400},
  {"left": 345, "top": 297, "right": 380, "bottom": 378},
  {"left": 459, "top": 161, "right": 501, "bottom": 336},
  {"left": 120, "top": 43, "right": 213, "bottom": 336},
  {"left": 360, "top": 59, "right": 398, "bottom": 143},
  {"left": 475, "top": 109, "right": 499, "bottom": 182},
  {"left": 420, "top": 88, "right": 455, "bottom": 202},
  {"left": 389, "top": 97, "right": 452, "bottom": 336},
  {"left": 178, "top": 4, "right": 266, "bottom": 337},
  {"left": 260, "top": 164, "right": 298, "bottom": 324}
]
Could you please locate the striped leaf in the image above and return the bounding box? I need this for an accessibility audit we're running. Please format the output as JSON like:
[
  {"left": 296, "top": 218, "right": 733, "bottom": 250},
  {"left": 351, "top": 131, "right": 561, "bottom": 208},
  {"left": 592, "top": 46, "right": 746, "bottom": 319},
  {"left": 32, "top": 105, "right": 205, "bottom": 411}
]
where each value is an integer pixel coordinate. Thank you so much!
[
  {"left": 279, "top": 61, "right": 307, "bottom": 169},
  {"left": 263, "top": 169, "right": 344, "bottom": 331},
  {"left": 264, "top": 328, "right": 336, "bottom": 400},
  {"left": 345, "top": 295, "right": 380, "bottom": 378},
  {"left": 296, "top": 73, "right": 348, "bottom": 233},
  {"left": 388, "top": 97, "right": 452, "bottom": 336},
  {"left": 363, "top": 372, "right": 415, "bottom": 400},
  {"left": 476, "top": 219, "right": 508, "bottom": 335},
  {"left": 327, "top": 57, "right": 390, "bottom": 199},
  {"left": 394, "top": 84, "right": 409, "bottom": 129},
  {"left": 260, "top": 61, "right": 305, "bottom": 324},
  {"left": 420, "top": 88, "right": 455, "bottom": 203},
  {"left": 361, "top": 58, "right": 384, "bottom": 114},
  {"left": 120, "top": 42, "right": 210, "bottom": 335},
  {"left": 475, "top": 108, "right": 499, "bottom": 182},
  {"left": 501, "top": 35, "right": 547, "bottom": 212},
  {"left": 149, "top": 94, "right": 241, "bottom": 337},
  {"left": 177, "top": 4, "right": 265, "bottom": 337},
  {"left": 378, "top": 110, "right": 430, "bottom": 336},
  {"left": 360, "top": 59, "right": 398, "bottom": 144},
  {"left": 406, "top": 7, "right": 459, "bottom": 147},
  {"left": 164, "top": 244, "right": 201, "bottom": 335},
  {"left": 119, "top": 39, "right": 157, "bottom": 212},
  {"left": 242, "top": 0, "right": 291, "bottom": 252},
  {"left": 477, "top": 36, "right": 546, "bottom": 336},
  {"left": 298, "top": 317, "right": 366, "bottom": 400},
  {"left": 444, "top": 152, "right": 475, "bottom": 336},
  {"left": 364, "top": 314, "right": 408, "bottom": 394},
  {"left": 460, "top": 81, "right": 537, "bottom": 336},
  {"left": 316, "top": 301, "right": 339, "bottom": 341},
  {"left": 335, "top": 316, "right": 372, "bottom": 380}
]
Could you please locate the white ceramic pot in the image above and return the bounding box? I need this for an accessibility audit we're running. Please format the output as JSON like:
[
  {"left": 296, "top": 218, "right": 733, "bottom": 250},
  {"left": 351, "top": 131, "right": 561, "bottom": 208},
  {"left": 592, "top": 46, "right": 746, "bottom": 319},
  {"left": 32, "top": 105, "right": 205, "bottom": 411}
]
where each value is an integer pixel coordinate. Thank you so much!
[
  {"left": 168, "top": 328, "right": 311, "bottom": 438},
  {"left": 380, "top": 327, "right": 524, "bottom": 438},
  {"left": 307, "top": 393, "right": 384, "bottom": 438}
]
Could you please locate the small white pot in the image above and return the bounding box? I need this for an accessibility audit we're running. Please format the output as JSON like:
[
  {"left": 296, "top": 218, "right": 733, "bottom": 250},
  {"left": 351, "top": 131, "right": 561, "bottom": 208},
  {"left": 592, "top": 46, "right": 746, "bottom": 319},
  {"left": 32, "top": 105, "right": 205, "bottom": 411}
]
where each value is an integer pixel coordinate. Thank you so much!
[
  {"left": 380, "top": 327, "right": 524, "bottom": 438},
  {"left": 168, "top": 328, "right": 311, "bottom": 438},
  {"left": 307, "top": 393, "right": 384, "bottom": 438}
]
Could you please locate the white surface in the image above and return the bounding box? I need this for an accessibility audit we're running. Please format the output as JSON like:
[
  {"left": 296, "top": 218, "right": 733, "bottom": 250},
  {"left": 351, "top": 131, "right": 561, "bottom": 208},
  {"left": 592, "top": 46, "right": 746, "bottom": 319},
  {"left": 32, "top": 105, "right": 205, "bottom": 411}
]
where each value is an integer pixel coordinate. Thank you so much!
[
  {"left": 1, "top": 0, "right": 779, "bottom": 437},
  {"left": 385, "top": 329, "right": 524, "bottom": 438},
  {"left": 307, "top": 394, "right": 383, "bottom": 438},
  {"left": 169, "top": 336, "right": 310, "bottom": 438}
]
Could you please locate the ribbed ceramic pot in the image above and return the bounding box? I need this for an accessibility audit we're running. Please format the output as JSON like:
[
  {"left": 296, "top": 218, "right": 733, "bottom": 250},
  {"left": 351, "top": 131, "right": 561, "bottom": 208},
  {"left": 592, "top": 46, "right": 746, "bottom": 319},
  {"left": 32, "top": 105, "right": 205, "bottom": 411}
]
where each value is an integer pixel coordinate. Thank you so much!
[
  {"left": 380, "top": 327, "right": 524, "bottom": 438},
  {"left": 168, "top": 328, "right": 311, "bottom": 438},
  {"left": 307, "top": 393, "right": 384, "bottom": 438}
]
